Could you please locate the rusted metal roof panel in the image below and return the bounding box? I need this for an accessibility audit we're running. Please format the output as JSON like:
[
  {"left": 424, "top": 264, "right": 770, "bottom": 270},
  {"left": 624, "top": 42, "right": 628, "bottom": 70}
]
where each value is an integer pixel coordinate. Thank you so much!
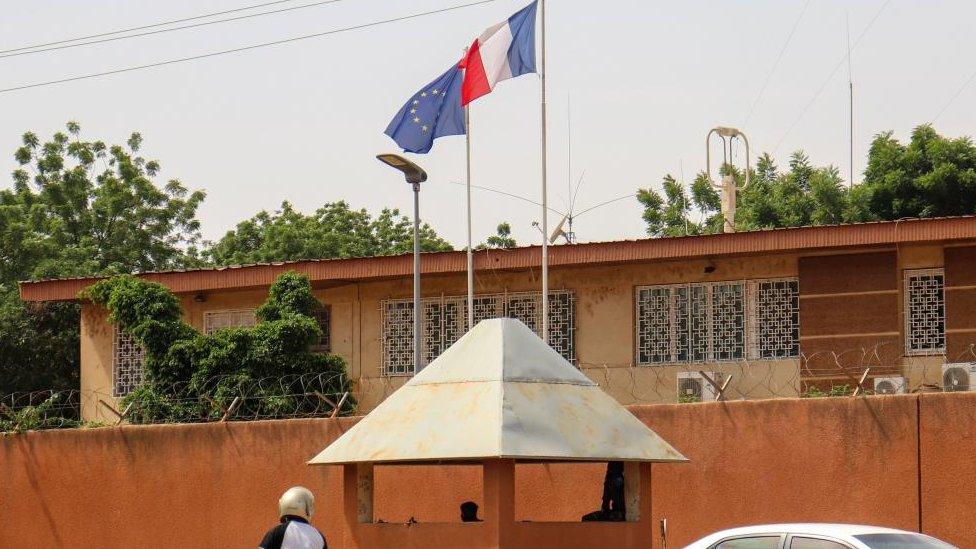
[
  {"left": 308, "top": 318, "right": 686, "bottom": 465},
  {"left": 19, "top": 216, "right": 976, "bottom": 302}
]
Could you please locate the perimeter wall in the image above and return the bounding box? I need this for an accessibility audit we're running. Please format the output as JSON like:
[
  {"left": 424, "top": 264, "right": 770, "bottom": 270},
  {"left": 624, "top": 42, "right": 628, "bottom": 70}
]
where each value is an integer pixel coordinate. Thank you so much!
[{"left": 1, "top": 393, "right": 973, "bottom": 548}]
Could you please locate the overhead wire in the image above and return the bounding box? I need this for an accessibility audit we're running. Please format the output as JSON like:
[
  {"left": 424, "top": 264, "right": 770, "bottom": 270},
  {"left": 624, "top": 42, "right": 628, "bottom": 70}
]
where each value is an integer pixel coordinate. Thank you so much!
[
  {"left": 932, "top": 70, "right": 976, "bottom": 123},
  {"left": 742, "top": 0, "right": 812, "bottom": 126},
  {"left": 0, "top": 0, "right": 498, "bottom": 95},
  {"left": 771, "top": 0, "right": 892, "bottom": 155},
  {"left": 0, "top": 0, "right": 349, "bottom": 60},
  {"left": 0, "top": 0, "right": 305, "bottom": 55}
]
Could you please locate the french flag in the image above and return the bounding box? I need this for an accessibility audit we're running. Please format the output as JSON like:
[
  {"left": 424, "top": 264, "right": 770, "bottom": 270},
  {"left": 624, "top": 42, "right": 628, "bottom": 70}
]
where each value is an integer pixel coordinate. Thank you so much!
[{"left": 460, "top": 1, "right": 538, "bottom": 106}]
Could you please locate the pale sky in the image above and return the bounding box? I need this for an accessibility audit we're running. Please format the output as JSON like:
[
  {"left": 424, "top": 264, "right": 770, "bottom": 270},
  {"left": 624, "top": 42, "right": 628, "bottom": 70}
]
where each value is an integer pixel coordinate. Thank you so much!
[{"left": 2, "top": 0, "right": 974, "bottom": 248}]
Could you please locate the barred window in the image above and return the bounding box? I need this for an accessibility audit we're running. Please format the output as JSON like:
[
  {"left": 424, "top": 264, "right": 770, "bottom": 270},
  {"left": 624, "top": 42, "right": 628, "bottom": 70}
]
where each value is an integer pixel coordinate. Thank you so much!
[
  {"left": 203, "top": 309, "right": 257, "bottom": 335},
  {"left": 113, "top": 327, "right": 145, "bottom": 397},
  {"left": 310, "top": 306, "right": 332, "bottom": 354},
  {"left": 636, "top": 279, "right": 799, "bottom": 365},
  {"left": 381, "top": 291, "right": 575, "bottom": 376},
  {"left": 905, "top": 269, "right": 945, "bottom": 355},
  {"left": 750, "top": 279, "right": 800, "bottom": 359}
]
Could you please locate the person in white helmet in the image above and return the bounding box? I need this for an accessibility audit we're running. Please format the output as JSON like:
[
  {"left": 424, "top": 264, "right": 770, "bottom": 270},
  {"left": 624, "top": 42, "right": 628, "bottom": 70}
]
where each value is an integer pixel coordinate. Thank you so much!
[{"left": 258, "top": 486, "right": 327, "bottom": 549}]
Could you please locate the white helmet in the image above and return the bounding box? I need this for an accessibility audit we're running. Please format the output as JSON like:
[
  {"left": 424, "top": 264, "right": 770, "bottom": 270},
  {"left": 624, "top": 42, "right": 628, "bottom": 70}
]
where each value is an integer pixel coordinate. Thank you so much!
[{"left": 278, "top": 486, "right": 315, "bottom": 520}]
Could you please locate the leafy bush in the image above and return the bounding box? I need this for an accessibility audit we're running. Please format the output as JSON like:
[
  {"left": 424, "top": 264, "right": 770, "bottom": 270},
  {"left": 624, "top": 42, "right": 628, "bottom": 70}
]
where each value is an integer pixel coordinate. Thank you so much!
[
  {"left": 84, "top": 271, "right": 353, "bottom": 423},
  {"left": 0, "top": 393, "right": 79, "bottom": 433}
]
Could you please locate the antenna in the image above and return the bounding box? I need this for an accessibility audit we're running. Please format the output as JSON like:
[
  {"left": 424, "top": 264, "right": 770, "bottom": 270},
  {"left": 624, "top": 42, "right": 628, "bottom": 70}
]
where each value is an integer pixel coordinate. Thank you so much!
[
  {"left": 847, "top": 12, "right": 855, "bottom": 188},
  {"left": 706, "top": 127, "right": 751, "bottom": 233}
]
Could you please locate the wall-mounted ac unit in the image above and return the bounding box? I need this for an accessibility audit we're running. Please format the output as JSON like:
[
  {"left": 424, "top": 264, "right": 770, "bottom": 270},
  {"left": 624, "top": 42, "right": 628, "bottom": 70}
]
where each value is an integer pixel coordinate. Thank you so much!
[
  {"left": 677, "top": 371, "right": 725, "bottom": 402},
  {"left": 873, "top": 376, "right": 907, "bottom": 395},
  {"left": 942, "top": 363, "right": 976, "bottom": 392}
]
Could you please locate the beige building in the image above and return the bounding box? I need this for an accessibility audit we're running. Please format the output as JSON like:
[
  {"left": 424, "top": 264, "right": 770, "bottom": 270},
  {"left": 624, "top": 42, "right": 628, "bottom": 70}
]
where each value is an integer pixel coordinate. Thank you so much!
[{"left": 20, "top": 216, "right": 976, "bottom": 422}]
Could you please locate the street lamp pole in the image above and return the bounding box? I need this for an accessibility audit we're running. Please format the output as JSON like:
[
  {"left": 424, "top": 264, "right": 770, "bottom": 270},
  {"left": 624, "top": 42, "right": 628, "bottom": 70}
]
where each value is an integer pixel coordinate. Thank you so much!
[
  {"left": 376, "top": 154, "right": 428, "bottom": 374},
  {"left": 411, "top": 179, "right": 421, "bottom": 373}
]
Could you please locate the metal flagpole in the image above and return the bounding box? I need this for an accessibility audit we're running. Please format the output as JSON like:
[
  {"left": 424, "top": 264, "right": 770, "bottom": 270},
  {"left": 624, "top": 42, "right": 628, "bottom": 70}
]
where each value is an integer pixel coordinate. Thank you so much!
[
  {"left": 540, "top": 0, "right": 549, "bottom": 345},
  {"left": 465, "top": 105, "right": 474, "bottom": 331}
]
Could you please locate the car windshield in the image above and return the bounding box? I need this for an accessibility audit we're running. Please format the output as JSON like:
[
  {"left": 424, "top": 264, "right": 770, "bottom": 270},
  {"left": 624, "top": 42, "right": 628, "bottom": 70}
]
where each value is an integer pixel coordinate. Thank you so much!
[{"left": 854, "top": 534, "right": 956, "bottom": 549}]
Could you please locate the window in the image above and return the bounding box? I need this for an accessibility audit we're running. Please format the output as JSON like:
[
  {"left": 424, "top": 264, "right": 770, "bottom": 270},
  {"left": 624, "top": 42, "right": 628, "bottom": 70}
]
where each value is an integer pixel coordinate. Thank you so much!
[
  {"left": 714, "top": 536, "right": 782, "bottom": 549},
  {"left": 790, "top": 537, "right": 852, "bottom": 549},
  {"left": 905, "top": 269, "right": 945, "bottom": 355},
  {"left": 311, "top": 306, "right": 332, "bottom": 354},
  {"left": 203, "top": 309, "right": 257, "bottom": 335},
  {"left": 636, "top": 279, "right": 799, "bottom": 365},
  {"left": 854, "top": 533, "right": 956, "bottom": 549},
  {"left": 381, "top": 291, "right": 576, "bottom": 376},
  {"left": 113, "top": 327, "right": 145, "bottom": 397}
]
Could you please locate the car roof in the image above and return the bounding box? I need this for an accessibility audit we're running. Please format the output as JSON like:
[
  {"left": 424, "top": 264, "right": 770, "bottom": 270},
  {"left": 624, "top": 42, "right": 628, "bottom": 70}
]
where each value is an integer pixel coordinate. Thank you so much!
[{"left": 696, "top": 523, "right": 917, "bottom": 541}]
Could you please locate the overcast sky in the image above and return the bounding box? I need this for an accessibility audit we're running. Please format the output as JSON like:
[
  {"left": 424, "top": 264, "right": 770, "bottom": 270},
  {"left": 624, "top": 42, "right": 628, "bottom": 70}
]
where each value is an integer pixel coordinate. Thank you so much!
[{"left": 2, "top": 0, "right": 974, "bottom": 248}]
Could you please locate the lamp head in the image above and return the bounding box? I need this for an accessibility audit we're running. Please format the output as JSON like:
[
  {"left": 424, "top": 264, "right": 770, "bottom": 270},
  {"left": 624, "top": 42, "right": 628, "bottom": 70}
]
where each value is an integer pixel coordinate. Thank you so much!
[{"left": 376, "top": 154, "right": 427, "bottom": 184}]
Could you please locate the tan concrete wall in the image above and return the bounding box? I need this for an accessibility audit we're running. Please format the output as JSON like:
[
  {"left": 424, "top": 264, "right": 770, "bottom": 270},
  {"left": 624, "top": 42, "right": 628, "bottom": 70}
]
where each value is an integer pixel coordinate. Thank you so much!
[{"left": 3, "top": 395, "right": 974, "bottom": 548}]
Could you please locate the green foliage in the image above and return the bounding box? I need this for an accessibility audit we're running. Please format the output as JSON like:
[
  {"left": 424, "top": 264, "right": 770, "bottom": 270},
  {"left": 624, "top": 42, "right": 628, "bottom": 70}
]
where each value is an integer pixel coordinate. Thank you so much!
[
  {"left": 0, "top": 393, "right": 79, "bottom": 433},
  {"left": 84, "top": 271, "right": 352, "bottom": 423},
  {"left": 638, "top": 125, "right": 976, "bottom": 236},
  {"left": 801, "top": 384, "right": 854, "bottom": 398},
  {"left": 204, "top": 201, "right": 453, "bottom": 265},
  {"left": 0, "top": 123, "right": 205, "bottom": 394},
  {"left": 478, "top": 222, "right": 517, "bottom": 249}
]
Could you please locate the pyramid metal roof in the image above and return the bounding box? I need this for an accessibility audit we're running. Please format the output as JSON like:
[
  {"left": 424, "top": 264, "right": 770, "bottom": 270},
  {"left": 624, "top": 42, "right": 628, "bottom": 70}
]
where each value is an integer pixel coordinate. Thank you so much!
[{"left": 309, "top": 318, "right": 686, "bottom": 465}]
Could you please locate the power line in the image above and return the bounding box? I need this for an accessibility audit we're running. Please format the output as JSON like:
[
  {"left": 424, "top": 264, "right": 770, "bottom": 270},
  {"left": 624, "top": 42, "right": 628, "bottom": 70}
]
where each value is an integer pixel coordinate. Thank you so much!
[
  {"left": 0, "top": 0, "right": 497, "bottom": 95},
  {"left": 443, "top": 180, "right": 566, "bottom": 217},
  {"left": 772, "top": 0, "right": 892, "bottom": 155},
  {"left": 932, "top": 70, "right": 976, "bottom": 123},
  {"left": 0, "top": 0, "right": 303, "bottom": 55},
  {"left": 0, "top": 0, "right": 348, "bottom": 60},
  {"left": 743, "top": 0, "right": 812, "bottom": 126}
]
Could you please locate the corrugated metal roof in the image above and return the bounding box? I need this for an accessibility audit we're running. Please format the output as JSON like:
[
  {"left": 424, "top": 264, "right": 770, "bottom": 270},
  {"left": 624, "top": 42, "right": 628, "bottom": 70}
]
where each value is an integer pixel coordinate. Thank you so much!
[
  {"left": 308, "top": 318, "right": 687, "bottom": 464},
  {"left": 19, "top": 216, "right": 976, "bottom": 302}
]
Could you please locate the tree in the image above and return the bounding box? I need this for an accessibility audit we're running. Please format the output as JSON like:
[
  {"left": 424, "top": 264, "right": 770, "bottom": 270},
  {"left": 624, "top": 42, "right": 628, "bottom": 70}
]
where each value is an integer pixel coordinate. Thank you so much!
[
  {"left": 479, "top": 222, "right": 517, "bottom": 249},
  {"left": 638, "top": 125, "right": 976, "bottom": 236},
  {"left": 84, "top": 271, "right": 352, "bottom": 423},
  {"left": 0, "top": 122, "right": 205, "bottom": 394},
  {"left": 204, "top": 201, "right": 453, "bottom": 265}
]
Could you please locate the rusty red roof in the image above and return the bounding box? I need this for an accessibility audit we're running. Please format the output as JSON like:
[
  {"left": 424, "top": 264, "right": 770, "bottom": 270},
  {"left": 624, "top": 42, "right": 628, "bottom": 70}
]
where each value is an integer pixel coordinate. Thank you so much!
[{"left": 19, "top": 216, "right": 976, "bottom": 302}]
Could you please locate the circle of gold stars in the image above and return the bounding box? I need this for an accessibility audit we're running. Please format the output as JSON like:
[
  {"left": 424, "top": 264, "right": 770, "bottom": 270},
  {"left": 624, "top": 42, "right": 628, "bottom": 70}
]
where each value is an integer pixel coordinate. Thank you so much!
[{"left": 410, "top": 88, "right": 442, "bottom": 134}]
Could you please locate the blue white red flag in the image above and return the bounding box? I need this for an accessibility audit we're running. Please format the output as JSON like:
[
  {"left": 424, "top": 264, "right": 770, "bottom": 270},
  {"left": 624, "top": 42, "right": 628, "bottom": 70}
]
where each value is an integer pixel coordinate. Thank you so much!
[
  {"left": 461, "top": 1, "right": 538, "bottom": 106},
  {"left": 385, "top": 63, "right": 466, "bottom": 154}
]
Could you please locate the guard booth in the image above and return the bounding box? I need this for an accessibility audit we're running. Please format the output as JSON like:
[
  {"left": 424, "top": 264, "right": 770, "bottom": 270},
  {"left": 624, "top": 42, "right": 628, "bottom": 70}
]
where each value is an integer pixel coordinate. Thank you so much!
[{"left": 309, "top": 318, "right": 687, "bottom": 548}]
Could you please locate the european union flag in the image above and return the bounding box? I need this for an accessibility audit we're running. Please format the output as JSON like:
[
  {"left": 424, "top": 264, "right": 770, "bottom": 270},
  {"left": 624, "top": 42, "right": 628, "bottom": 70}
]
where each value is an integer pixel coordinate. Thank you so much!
[{"left": 385, "top": 63, "right": 466, "bottom": 154}]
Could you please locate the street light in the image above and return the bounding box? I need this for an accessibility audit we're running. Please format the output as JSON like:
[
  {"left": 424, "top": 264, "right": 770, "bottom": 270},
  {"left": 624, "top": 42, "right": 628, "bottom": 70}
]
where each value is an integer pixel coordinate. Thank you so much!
[
  {"left": 706, "top": 127, "right": 751, "bottom": 233},
  {"left": 376, "top": 154, "right": 427, "bottom": 374}
]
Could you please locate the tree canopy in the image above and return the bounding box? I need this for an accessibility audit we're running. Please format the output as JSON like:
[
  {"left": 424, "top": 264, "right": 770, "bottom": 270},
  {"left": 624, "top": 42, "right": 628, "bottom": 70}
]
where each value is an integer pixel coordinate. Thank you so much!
[
  {"left": 204, "top": 200, "right": 453, "bottom": 265},
  {"left": 478, "top": 222, "right": 517, "bottom": 249},
  {"left": 0, "top": 123, "right": 206, "bottom": 394},
  {"left": 637, "top": 125, "right": 976, "bottom": 236}
]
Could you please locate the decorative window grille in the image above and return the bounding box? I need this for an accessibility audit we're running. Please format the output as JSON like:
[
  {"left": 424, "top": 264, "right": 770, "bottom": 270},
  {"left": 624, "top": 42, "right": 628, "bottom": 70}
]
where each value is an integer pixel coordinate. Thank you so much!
[
  {"left": 749, "top": 279, "right": 800, "bottom": 359},
  {"left": 905, "top": 269, "right": 945, "bottom": 355},
  {"left": 310, "top": 306, "right": 332, "bottom": 354},
  {"left": 113, "top": 327, "right": 145, "bottom": 397},
  {"left": 635, "top": 278, "right": 799, "bottom": 365},
  {"left": 381, "top": 291, "right": 575, "bottom": 376},
  {"left": 203, "top": 309, "right": 257, "bottom": 335}
]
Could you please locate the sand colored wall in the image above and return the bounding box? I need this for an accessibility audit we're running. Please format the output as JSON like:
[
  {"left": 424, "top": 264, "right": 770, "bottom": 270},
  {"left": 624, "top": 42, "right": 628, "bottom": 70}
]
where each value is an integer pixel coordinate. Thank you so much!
[{"left": 3, "top": 394, "right": 974, "bottom": 548}]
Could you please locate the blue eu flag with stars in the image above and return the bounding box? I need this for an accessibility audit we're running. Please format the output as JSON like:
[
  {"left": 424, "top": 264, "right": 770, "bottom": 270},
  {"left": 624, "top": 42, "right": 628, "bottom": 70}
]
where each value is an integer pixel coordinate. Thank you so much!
[{"left": 385, "top": 63, "right": 466, "bottom": 154}]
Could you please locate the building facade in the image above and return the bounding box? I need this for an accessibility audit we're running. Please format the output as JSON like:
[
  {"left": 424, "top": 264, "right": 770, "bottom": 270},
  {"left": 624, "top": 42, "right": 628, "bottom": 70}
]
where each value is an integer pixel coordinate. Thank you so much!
[{"left": 20, "top": 217, "right": 976, "bottom": 422}]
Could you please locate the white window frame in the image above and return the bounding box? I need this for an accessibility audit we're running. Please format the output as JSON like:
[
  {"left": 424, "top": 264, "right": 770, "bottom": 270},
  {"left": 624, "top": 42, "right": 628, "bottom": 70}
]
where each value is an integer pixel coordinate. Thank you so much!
[
  {"left": 203, "top": 309, "right": 257, "bottom": 335},
  {"left": 635, "top": 277, "right": 800, "bottom": 366},
  {"left": 904, "top": 268, "right": 946, "bottom": 356}
]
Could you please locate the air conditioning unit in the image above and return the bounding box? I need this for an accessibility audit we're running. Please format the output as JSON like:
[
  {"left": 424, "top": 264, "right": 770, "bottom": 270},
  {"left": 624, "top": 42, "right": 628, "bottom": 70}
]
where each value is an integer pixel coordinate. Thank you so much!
[
  {"left": 677, "top": 371, "right": 726, "bottom": 402},
  {"left": 873, "top": 376, "right": 907, "bottom": 395},
  {"left": 942, "top": 363, "right": 976, "bottom": 392}
]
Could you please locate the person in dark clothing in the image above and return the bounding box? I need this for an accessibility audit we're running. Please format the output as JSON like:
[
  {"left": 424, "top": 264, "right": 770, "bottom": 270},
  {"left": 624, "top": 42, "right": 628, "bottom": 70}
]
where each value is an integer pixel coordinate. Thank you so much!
[
  {"left": 460, "top": 501, "right": 482, "bottom": 522},
  {"left": 259, "top": 486, "right": 327, "bottom": 549},
  {"left": 581, "top": 461, "right": 626, "bottom": 522}
]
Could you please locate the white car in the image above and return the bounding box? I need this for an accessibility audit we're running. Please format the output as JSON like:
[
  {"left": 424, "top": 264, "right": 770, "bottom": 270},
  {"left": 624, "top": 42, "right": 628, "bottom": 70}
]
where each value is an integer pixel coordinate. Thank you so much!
[{"left": 685, "top": 524, "right": 956, "bottom": 549}]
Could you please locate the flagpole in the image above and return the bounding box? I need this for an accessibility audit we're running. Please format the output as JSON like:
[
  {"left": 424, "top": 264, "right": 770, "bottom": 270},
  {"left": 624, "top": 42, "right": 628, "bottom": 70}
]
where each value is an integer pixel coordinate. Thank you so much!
[
  {"left": 465, "top": 105, "right": 475, "bottom": 331},
  {"left": 540, "top": 0, "right": 549, "bottom": 345}
]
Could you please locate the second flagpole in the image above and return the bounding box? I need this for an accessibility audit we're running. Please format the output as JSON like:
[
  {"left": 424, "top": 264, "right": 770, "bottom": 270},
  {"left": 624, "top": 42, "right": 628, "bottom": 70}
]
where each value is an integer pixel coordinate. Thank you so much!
[
  {"left": 540, "top": 0, "right": 549, "bottom": 344},
  {"left": 465, "top": 105, "right": 474, "bottom": 331}
]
